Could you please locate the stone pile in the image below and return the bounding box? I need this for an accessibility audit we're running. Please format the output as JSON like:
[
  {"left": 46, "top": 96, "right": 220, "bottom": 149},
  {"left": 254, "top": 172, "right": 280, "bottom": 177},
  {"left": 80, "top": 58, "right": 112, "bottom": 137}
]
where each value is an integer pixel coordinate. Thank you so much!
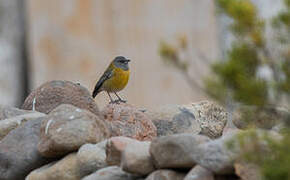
[{"left": 0, "top": 80, "right": 280, "bottom": 180}]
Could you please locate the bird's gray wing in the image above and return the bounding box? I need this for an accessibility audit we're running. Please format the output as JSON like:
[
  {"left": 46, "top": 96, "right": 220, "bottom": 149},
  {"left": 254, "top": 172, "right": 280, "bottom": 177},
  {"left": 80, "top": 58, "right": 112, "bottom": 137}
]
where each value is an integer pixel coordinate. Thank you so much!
[{"left": 92, "top": 69, "right": 113, "bottom": 98}]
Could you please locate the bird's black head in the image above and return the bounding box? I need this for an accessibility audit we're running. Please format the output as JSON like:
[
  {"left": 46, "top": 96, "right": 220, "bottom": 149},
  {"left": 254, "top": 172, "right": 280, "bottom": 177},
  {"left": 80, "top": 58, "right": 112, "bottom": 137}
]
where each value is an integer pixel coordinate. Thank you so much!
[{"left": 113, "top": 56, "right": 130, "bottom": 71}]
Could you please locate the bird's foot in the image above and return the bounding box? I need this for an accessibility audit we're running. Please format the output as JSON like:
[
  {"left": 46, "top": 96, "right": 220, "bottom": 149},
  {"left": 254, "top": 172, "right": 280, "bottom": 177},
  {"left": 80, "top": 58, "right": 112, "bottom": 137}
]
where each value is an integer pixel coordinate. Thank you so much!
[{"left": 109, "top": 100, "right": 119, "bottom": 104}]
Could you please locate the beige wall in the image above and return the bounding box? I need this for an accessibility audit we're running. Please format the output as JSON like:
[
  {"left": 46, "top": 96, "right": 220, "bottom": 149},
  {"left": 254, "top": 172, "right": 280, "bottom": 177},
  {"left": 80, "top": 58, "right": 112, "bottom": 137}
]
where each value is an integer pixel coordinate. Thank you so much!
[{"left": 26, "top": 0, "right": 219, "bottom": 109}]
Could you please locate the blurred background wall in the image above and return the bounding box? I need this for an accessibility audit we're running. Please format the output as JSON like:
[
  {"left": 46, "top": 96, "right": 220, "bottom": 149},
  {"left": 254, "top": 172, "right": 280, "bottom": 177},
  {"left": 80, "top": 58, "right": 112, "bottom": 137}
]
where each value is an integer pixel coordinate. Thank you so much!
[
  {"left": 0, "top": 0, "right": 282, "bottom": 109},
  {"left": 0, "top": 0, "right": 27, "bottom": 106},
  {"left": 26, "top": 0, "right": 218, "bottom": 109}
]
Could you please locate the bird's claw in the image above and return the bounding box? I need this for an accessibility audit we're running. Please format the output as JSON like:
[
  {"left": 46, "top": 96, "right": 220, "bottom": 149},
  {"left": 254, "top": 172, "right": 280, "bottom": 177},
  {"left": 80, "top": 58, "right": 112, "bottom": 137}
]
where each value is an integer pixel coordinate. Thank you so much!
[
  {"left": 118, "top": 99, "right": 127, "bottom": 103},
  {"left": 109, "top": 99, "right": 127, "bottom": 104}
]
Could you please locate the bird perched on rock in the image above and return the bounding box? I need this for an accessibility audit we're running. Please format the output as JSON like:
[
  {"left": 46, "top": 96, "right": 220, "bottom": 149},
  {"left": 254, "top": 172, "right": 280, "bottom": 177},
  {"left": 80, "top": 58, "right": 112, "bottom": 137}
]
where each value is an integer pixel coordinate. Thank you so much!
[{"left": 92, "top": 56, "right": 130, "bottom": 103}]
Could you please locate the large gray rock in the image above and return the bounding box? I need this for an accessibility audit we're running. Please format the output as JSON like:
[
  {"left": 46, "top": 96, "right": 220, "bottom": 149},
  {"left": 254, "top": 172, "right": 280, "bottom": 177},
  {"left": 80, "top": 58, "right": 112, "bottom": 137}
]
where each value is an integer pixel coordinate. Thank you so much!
[
  {"left": 26, "top": 153, "right": 82, "bottom": 180},
  {"left": 0, "top": 111, "right": 45, "bottom": 140},
  {"left": 77, "top": 140, "right": 108, "bottom": 177},
  {"left": 106, "top": 136, "right": 139, "bottom": 166},
  {"left": 0, "top": 119, "right": 52, "bottom": 180},
  {"left": 147, "top": 101, "right": 227, "bottom": 138},
  {"left": 82, "top": 166, "right": 140, "bottom": 180},
  {"left": 38, "top": 104, "right": 110, "bottom": 157},
  {"left": 194, "top": 131, "right": 240, "bottom": 174},
  {"left": 22, "top": 80, "right": 100, "bottom": 115},
  {"left": 121, "top": 141, "right": 155, "bottom": 175},
  {"left": 149, "top": 133, "right": 211, "bottom": 169},
  {"left": 184, "top": 165, "right": 214, "bottom": 180},
  {"left": 145, "top": 170, "right": 186, "bottom": 180}
]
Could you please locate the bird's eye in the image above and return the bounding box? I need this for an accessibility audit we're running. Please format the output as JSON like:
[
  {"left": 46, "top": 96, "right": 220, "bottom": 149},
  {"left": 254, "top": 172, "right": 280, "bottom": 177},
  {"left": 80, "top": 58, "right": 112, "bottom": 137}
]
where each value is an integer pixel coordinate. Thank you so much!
[{"left": 120, "top": 60, "right": 126, "bottom": 63}]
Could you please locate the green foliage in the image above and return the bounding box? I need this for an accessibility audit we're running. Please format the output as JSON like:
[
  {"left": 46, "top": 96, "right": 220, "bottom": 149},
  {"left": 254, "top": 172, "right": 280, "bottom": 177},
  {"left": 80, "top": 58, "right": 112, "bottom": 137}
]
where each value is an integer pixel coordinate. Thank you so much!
[
  {"left": 210, "top": 43, "right": 269, "bottom": 106},
  {"left": 213, "top": 0, "right": 290, "bottom": 179},
  {"left": 217, "top": 0, "right": 265, "bottom": 46},
  {"left": 159, "top": 37, "right": 189, "bottom": 72}
]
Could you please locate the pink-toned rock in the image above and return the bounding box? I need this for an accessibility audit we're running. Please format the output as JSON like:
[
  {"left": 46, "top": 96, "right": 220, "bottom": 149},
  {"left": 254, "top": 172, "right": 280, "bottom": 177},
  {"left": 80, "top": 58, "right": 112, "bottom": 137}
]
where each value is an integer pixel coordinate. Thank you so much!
[
  {"left": 101, "top": 103, "right": 157, "bottom": 141},
  {"left": 22, "top": 80, "right": 99, "bottom": 116},
  {"left": 106, "top": 136, "right": 138, "bottom": 166}
]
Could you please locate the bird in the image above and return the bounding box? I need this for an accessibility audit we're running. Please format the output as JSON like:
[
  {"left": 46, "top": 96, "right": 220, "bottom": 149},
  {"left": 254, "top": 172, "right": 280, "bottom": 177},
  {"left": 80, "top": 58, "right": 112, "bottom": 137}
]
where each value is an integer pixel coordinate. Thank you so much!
[{"left": 92, "top": 56, "right": 130, "bottom": 103}]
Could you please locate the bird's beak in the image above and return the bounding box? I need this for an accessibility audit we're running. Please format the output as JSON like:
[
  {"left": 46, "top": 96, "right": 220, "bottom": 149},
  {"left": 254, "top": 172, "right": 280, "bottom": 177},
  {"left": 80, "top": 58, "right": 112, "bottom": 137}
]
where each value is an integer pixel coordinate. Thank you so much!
[{"left": 126, "top": 59, "right": 131, "bottom": 62}]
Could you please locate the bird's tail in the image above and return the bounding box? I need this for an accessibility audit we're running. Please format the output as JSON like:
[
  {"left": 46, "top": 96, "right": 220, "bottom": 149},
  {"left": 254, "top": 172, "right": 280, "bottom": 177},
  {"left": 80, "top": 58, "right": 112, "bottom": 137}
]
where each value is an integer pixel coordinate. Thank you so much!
[{"left": 92, "top": 88, "right": 100, "bottom": 98}]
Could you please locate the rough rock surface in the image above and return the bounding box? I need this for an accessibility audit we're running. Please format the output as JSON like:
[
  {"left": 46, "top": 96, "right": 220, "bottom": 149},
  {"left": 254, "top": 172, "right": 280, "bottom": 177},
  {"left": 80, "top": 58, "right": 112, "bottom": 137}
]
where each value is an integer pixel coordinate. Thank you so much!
[
  {"left": 77, "top": 140, "right": 108, "bottom": 177},
  {"left": 22, "top": 80, "right": 99, "bottom": 115},
  {"left": 106, "top": 136, "right": 139, "bottom": 165},
  {"left": 0, "top": 119, "right": 52, "bottom": 180},
  {"left": 38, "top": 104, "right": 110, "bottom": 157},
  {"left": 147, "top": 101, "right": 227, "bottom": 138},
  {"left": 26, "top": 153, "right": 82, "bottom": 180},
  {"left": 121, "top": 141, "right": 155, "bottom": 175},
  {"left": 82, "top": 166, "right": 140, "bottom": 180},
  {"left": 184, "top": 165, "right": 214, "bottom": 180},
  {"left": 150, "top": 133, "right": 211, "bottom": 169},
  {"left": 145, "top": 169, "right": 186, "bottom": 180},
  {"left": 0, "top": 111, "right": 45, "bottom": 140},
  {"left": 101, "top": 103, "right": 157, "bottom": 141}
]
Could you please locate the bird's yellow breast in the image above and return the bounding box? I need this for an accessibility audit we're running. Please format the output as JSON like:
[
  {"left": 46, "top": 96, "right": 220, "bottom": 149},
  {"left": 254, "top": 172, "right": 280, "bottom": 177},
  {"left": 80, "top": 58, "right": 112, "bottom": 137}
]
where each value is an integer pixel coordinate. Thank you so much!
[{"left": 102, "top": 66, "right": 130, "bottom": 92}]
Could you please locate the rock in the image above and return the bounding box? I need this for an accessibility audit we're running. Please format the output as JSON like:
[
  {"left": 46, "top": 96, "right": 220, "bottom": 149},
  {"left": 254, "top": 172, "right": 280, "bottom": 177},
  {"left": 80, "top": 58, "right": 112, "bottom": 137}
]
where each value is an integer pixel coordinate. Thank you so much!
[
  {"left": 234, "top": 162, "right": 261, "bottom": 180},
  {"left": 184, "top": 165, "right": 214, "bottom": 180},
  {"left": 193, "top": 129, "right": 280, "bottom": 175},
  {"left": 147, "top": 101, "right": 227, "bottom": 138},
  {"left": 77, "top": 140, "right": 108, "bottom": 177},
  {"left": 150, "top": 130, "right": 270, "bottom": 175},
  {"left": 0, "top": 111, "right": 45, "bottom": 140},
  {"left": 0, "top": 119, "right": 52, "bottom": 180},
  {"left": 26, "top": 153, "right": 82, "bottom": 180},
  {"left": 190, "top": 131, "right": 240, "bottom": 174},
  {"left": 149, "top": 133, "right": 211, "bottom": 169},
  {"left": 0, "top": 105, "right": 37, "bottom": 120},
  {"left": 106, "top": 136, "right": 139, "bottom": 165},
  {"left": 121, "top": 141, "right": 155, "bottom": 175},
  {"left": 38, "top": 104, "right": 110, "bottom": 157},
  {"left": 82, "top": 166, "right": 140, "bottom": 180},
  {"left": 101, "top": 103, "right": 157, "bottom": 141},
  {"left": 145, "top": 170, "right": 186, "bottom": 180},
  {"left": 22, "top": 80, "right": 99, "bottom": 115}
]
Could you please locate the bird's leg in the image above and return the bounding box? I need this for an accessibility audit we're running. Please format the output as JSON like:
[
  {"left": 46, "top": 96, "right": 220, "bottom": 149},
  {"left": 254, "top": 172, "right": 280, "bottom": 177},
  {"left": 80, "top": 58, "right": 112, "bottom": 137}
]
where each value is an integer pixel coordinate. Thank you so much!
[
  {"left": 107, "top": 92, "right": 116, "bottom": 104},
  {"left": 114, "top": 92, "right": 127, "bottom": 103}
]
